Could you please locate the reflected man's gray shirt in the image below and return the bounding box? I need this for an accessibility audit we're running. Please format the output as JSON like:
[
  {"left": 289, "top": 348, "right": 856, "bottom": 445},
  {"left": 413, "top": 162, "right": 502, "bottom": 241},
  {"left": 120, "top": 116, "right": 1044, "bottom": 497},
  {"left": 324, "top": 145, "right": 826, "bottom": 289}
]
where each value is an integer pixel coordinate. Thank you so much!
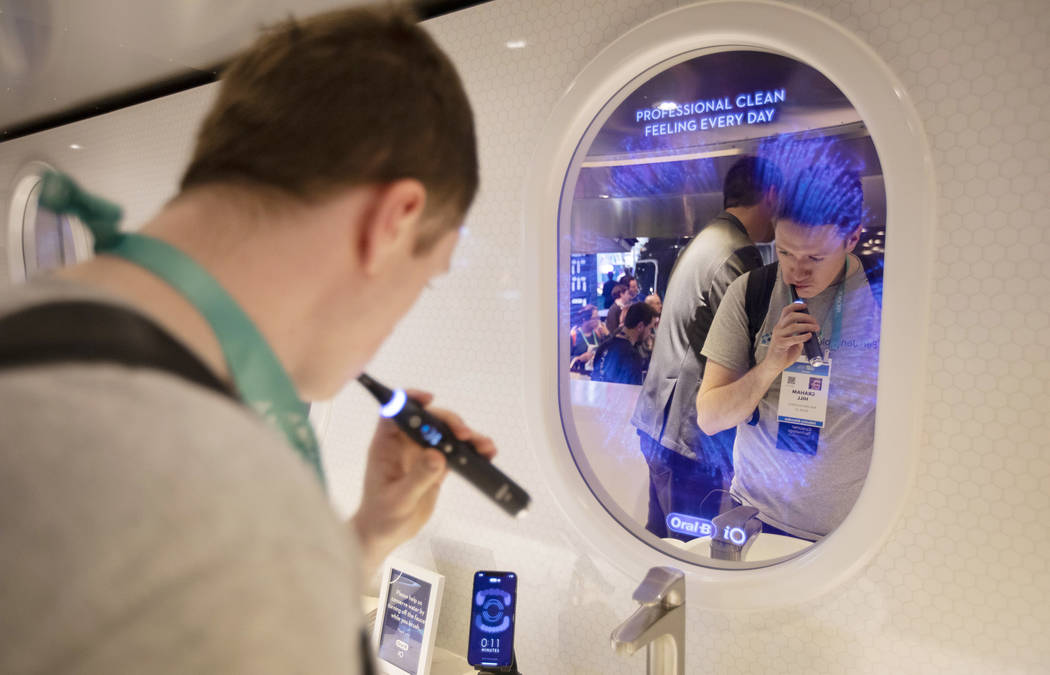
[
  {"left": 631, "top": 211, "right": 762, "bottom": 460},
  {"left": 701, "top": 266, "right": 881, "bottom": 538}
]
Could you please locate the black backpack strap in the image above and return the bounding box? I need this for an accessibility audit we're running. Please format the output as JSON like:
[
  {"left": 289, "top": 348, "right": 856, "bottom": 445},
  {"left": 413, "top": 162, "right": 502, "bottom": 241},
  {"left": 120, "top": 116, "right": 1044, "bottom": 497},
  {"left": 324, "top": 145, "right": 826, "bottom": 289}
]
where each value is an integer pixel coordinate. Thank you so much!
[
  {"left": 685, "top": 293, "right": 715, "bottom": 366},
  {"left": 741, "top": 261, "right": 779, "bottom": 426},
  {"left": 745, "top": 261, "right": 779, "bottom": 369},
  {"left": 0, "top": 301, "right": 237, "bottom": 401},
  {"left": 684, "top": 246, "right": 765, "bottom": 370}
]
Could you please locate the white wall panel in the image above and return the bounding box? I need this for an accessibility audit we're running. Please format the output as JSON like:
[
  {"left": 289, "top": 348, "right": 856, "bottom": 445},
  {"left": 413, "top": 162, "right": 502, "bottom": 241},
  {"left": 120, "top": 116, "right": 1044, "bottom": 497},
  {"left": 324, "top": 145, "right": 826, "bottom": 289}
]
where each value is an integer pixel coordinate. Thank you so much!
[
  {"left": 1, "top": 0, "right": 1047, "bottom": 672},
  {"left": 0, "top": 83, "right": 218, "bottom": 252}
]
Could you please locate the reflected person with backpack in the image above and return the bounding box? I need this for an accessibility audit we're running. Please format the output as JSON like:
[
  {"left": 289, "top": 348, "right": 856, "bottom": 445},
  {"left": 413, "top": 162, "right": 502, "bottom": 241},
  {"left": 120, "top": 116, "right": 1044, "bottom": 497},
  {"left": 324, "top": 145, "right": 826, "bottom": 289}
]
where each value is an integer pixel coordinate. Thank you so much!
[{"left": 697, "top": 165, "right": 882, "bottom": 542}]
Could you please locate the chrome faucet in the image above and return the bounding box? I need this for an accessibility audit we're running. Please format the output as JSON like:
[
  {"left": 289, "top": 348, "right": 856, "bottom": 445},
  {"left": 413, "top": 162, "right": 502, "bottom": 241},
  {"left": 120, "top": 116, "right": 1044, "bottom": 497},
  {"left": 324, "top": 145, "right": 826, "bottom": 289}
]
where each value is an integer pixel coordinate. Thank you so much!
[{"left": 610, "top": 566, "right": 685, "bottom": 675}]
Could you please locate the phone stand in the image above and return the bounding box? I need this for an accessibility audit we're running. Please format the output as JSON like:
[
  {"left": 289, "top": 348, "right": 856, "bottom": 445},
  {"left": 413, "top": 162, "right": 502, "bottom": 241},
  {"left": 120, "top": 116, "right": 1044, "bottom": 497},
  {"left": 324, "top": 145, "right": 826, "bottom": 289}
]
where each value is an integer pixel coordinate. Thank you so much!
[{"left": 474, "top": 650, "right": 521, "bottom": 675}]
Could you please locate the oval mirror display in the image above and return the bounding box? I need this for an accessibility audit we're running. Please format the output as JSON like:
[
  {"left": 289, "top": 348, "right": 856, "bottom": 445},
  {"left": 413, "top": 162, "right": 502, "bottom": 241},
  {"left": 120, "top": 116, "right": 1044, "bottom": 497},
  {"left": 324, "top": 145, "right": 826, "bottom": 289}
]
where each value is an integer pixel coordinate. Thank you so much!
[
  {"left": 22, "top": 179, "right": 79, "bottom": 278},
  {"left": 7, "top": 163, "right": 91, "bottom": 283},
  {"left": 559, "top": 48, "right": 885, "bottom": 567}
]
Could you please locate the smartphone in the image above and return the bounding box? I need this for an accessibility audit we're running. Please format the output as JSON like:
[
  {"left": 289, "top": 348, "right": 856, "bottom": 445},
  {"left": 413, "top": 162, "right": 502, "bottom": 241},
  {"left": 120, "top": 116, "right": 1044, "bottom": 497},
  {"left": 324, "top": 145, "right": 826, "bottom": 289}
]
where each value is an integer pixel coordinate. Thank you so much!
[{"left": 466, "top": 570, "right": 517, "bottom": 669}]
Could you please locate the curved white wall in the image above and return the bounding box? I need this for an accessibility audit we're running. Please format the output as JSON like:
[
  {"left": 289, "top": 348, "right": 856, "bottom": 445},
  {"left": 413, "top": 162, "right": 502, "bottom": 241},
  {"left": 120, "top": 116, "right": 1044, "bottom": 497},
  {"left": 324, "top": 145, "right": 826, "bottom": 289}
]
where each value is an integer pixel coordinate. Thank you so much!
[{"left": 0, "top": 0, "right": 1047, "bottom": 671}]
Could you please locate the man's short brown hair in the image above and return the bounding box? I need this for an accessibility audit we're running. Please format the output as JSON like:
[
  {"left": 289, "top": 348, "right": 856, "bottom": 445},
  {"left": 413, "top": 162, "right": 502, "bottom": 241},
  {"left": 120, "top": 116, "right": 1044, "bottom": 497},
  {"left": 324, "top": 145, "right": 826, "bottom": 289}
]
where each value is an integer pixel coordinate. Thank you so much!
[
  {"left": 180, "top": 5, "right": 478, "bottom": 246},
  {"left": 623, "top": 302, "right": 656, "bottom": 330}
]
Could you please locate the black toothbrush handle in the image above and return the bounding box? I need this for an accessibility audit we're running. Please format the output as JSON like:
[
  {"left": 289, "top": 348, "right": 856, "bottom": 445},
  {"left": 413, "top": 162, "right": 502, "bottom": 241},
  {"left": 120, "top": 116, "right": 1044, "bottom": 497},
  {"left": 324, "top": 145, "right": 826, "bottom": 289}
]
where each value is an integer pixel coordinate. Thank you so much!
[
  {"left": 358, "top": 374, "right": 531, "bottom": 517},
  {"left": 789, "top": 286, "right": 826, "bottom": 366}
]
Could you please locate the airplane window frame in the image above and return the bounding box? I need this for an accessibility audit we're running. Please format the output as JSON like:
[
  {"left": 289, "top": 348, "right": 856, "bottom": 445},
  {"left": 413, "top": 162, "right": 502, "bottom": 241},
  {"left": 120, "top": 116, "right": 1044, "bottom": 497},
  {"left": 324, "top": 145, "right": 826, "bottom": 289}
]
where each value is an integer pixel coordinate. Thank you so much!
[
  {"left": 6, "top": 162, "right": 92, "bottom": 283},
  {"left": 523, "top": 0, "right": 935, "bottom": 610}
]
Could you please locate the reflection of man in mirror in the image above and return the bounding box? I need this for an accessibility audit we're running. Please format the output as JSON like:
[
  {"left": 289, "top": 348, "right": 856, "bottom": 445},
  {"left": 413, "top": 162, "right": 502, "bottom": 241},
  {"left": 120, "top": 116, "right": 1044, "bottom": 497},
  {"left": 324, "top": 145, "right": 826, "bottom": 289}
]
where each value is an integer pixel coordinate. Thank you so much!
[
  {"left": 592, "top": 302, "right": 658, "bottom": 385},
  {"left": 601, "top": 271, "right": 618, "bottom": 309},
  {"left": 569, "top": 304, "right": 609, "bottom": 373},
  {"left": 626, "top": 278, "right": 642, "bottom": 303},
  {"left": 642, "top": 294, "right": 662, "bottom": 356},
  {"left": 604, "top": 284, "right": 628, "bottom": 334},
  {"left": 631, "top": 156, "right": 782, "bottom": 539},
  {"left": 697, "top": 164, "right": 881, "bottom": 541}
]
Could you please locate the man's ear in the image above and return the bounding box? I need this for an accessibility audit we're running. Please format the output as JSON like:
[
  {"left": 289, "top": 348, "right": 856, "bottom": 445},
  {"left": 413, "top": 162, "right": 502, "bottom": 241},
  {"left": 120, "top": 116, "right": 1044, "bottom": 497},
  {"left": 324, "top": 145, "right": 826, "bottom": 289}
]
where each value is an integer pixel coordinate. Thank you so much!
[
  {"left": 357, "top": 179, "right": 427, "bottom": 276},
  {"left": 763, "top": 185, "right": 778, "bottom": 210},
  {"left": 844, "top": 225, "right": 863, "bottom": 252}
]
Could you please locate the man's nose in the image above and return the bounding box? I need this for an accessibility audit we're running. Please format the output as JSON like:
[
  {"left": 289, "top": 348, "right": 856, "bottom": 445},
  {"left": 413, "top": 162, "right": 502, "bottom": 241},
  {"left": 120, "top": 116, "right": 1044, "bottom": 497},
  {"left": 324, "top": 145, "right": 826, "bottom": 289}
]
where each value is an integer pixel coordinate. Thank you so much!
[{"left": 787, "top": 263, "right": 813, "bottom": 283}]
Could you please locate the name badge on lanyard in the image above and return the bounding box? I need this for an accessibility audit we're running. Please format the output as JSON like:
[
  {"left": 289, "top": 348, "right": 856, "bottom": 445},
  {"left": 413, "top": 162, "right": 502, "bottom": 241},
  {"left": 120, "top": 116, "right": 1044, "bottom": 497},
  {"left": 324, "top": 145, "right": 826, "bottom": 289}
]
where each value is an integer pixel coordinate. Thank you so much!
[
  {"left": 775, "top": 262, "right": 847, "bottom": 455},
  {"left": 776, "top": 358, "right": 831, "bottom": 455}
]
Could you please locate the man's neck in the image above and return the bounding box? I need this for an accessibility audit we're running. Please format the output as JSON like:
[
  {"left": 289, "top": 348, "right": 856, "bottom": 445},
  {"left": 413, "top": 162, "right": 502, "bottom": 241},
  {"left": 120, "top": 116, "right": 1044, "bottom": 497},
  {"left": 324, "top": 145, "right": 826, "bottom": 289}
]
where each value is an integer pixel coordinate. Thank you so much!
[
  {"left": 725, "top": 205, "right": 769, "bottom": 244},
  {"left": 58, "top": 249, "right": 233, "bottom": 384},
  {"left": 55, "top": 192, "right": 340, "bottom": 395},
  {"left": 837, "top": 253, "right": 861, "bottom": 284}
]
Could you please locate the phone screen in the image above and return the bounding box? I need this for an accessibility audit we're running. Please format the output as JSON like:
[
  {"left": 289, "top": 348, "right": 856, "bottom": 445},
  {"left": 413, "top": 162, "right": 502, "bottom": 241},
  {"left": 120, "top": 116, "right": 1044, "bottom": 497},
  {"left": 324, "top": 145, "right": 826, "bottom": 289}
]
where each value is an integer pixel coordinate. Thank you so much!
[{"left": 466, "top": 570, "right": 517, "bottom": 668}]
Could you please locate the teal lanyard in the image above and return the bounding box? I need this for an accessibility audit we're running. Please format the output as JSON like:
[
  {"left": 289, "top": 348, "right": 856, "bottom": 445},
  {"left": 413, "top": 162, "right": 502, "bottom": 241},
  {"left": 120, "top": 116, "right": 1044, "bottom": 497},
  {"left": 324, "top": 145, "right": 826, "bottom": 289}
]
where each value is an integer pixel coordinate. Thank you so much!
[
  {"left": 38, "top": 172, "right": 325, "bottom": 488},
  {"left": 820, "top": 259, "right": 848, "bottom": 353},
  {"left": 102, "top": 234, "right": 325, "bottom": 487}
]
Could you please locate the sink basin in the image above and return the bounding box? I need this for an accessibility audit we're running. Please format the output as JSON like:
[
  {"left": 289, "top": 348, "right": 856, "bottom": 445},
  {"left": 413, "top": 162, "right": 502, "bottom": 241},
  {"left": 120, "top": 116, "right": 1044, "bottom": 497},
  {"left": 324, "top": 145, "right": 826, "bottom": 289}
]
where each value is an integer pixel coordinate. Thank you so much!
[{"left": 662, "top": 531, "right": 813, "bottom": 562}]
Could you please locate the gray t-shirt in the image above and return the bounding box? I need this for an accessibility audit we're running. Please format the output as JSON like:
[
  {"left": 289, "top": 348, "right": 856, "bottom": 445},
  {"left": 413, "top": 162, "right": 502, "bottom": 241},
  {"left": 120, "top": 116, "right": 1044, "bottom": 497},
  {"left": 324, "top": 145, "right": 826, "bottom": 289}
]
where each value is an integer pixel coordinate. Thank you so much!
[
  {"left": 0, "top": 280, "right": 365, "bottom": 674},
  {"left": 701, "top": 263, "right": 881, "bottom": 539},
  {"left": 631, "top": 212, "right": 762, "bottom": 457}
]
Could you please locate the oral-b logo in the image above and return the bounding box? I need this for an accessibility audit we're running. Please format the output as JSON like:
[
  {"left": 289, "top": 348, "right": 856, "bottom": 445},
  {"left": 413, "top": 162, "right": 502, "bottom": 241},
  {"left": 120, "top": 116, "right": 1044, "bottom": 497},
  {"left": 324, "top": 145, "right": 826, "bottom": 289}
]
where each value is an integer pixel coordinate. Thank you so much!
[{"left": 666, "top": 513, "right": 715, "bottom": 537}]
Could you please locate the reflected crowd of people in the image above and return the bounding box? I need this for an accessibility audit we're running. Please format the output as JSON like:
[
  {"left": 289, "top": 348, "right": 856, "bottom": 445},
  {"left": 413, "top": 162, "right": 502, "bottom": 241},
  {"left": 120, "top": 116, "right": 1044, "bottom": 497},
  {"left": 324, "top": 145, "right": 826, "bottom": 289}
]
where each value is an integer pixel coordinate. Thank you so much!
[{"left": 573, "top": 269, "right": 661, "bottom": 384}]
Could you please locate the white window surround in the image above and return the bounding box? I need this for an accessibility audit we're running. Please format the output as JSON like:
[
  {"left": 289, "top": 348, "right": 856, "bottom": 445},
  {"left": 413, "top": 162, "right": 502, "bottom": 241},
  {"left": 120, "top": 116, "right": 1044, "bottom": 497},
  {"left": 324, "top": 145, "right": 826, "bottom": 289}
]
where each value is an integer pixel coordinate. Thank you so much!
[
  {"left": 523, "top": 0, "right": 936, "bottom": 610},
  {"left": 6, "top": 161, "right": 93, "bottom": 283}
]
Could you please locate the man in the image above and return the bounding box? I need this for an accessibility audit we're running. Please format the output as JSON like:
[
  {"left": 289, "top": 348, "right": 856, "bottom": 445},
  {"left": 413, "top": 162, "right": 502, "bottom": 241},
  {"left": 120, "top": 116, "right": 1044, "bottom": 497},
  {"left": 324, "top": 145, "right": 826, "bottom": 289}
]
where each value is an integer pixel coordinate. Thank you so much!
[
  {"left": 601, "top": 270, "right": 617, "bottom": 309},
  {"left": 569, "top": 303, "right": 608, "bottom": 373},
  {"left": 640, "top": 293, "right": 662, "bottom": 357},
  {"left": 592, "top": 302, "right": 658, "bottom": 385},
  {"left": 604, "top": 283, "right": 628, "bottom": 334},
  {"left": 630, "top": 156, "right": 781, "bottom": 539},
  {"left": 0, "top": 7, "right": 491, "bottom": 674},
  {"left": 697, "top": 164, "right": 880, "bottom": 541},
  {"left": 644, "top": 293, "right": 662, "bottom": 315},
  {"left": 626, "top": 277, "right": 642, "bottom": 303}
]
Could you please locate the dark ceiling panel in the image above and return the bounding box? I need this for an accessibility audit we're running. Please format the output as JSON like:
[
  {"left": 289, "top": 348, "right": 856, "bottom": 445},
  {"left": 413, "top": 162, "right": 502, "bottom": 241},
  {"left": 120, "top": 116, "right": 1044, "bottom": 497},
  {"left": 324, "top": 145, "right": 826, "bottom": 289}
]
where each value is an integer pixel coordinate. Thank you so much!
[{"left": 1, "top": 0, "right": 490, "bottom": 143}]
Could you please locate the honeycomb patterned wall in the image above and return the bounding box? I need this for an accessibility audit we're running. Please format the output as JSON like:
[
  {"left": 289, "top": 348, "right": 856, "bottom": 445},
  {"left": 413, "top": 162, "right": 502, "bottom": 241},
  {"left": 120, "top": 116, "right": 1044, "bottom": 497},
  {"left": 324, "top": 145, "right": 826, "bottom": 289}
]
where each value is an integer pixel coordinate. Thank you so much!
[{"left": 0, "top": 0, "right": 1044, "bottom": 673}]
